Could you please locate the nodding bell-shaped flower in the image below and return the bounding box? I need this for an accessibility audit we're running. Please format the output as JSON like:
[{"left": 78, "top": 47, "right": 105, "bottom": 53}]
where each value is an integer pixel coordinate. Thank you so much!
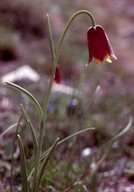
[{"left": 87, "top": 25, "right": 117, "bottom": 65}]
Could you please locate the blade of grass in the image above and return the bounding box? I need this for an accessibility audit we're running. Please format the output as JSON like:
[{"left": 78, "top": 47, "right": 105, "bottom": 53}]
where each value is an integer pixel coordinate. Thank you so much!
[
  {"left": 85, "top": 116, "right": 133, "bottom": 160},
  {"left": 6, "top": 82, "right": 44, "bottom": 191},
  {"left": 28, "top": 117, "right": 132, "bottom": 182},
  {"left": 46, "top": 14, "right": 55, "bottom": 62},
  {"left": 64, "top": 150, "right": 109, "bottom": 192},
  {"left": 41, "top": 127, "right": 95, "bottom": 161},
  {"left": 32, "top": 119, "right": 44, "bottom": 192},
  {"left": 0, "top": 123, "right": 18, "bottom": 138},
  {"left": 6, "top": 82, "right": 44, "bottom": 122},
  {"left": 27, "top": 127, "right": 94, "bottom": 181},
  {"left": 31, "top": 13, "right": 55, "bottom": 192},
  {"left": 101, "top": 116, "right": 133, "bottom": 149},
  {"left": 17, "top": 134, "right": 29, "bottom": 192},
  {"left": 20, "top": 104, "right": 38, "bottom": 153},
  {"left": 88, "top": 147, "right": 111, "bottom": 191},
  {"left": 10, "top": 114, "right": 23, "bottom": 192},
  {"left": 34, "top": 138, "right": 59, "bottom": 191},
  {"left": 58, "top": 127, "right": 95, "bottom": 146},
  {"left": 64, "top": 117, "right": 133, "bottom": 192}
]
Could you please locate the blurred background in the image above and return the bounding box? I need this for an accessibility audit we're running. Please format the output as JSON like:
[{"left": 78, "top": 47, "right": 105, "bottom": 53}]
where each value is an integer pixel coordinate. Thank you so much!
[{"left": 0, "top": 0, "right": 134, "bottom": 191}]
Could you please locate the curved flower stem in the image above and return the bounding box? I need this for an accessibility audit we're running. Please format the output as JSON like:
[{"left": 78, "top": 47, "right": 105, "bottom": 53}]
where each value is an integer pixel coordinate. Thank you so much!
[
  {"left": 33, "top": 10, "right": 96, "bottom": 192},
  {"left": 43, "top": 10, "right": 96, "bottom": 113},
  {"left": 55, "top": 10, "right": 96, "bottom": 66},
  {"left": 32, "top": 119, "right": 44, "bottom": 192}
]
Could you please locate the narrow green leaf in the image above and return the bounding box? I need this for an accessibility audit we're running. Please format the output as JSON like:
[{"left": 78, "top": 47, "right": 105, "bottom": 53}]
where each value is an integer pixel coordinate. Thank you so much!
[
  {"left": 35, "top": 138, "right": 59, "bottom": 191},
  {"left": 21, "top": 104, "right": 38, "bottom": 153},
  {"left": 17, "top": 134, "right": 29, "bottom": 192},
  {"left": 88, "top": 117, "right": 132, "bottom": 192},
  {"left": 64, "top": 117, "right": 133, "bottom": 192},
  {"left": 0, "top": 123, "right": 18, "bottom": 138},
  {"left": 6, "top": 82, "right": 44, "bottom": 122},
  {"left": 27, "top": 127, "right": 94, "bottom": 180},
  {"left": 46, "top": 14, "right": 55, "bottom": 62},
  {"left": 41, "top": 127, "right": 95, "bottom": 161},
  {"left": 102, "top": 116, "right": 133, "bottom": 148},
  {"left": 32, "top": 119, "right": 44, "bottom": 192},
  {"left": 28, "top": 117, "right": 133, "bottom": 185},
  {"left": 10, "top": 115, "right": 23, "bottom": 192},
  {"left": 40, "top": 127, "right": 95, "bottom": 164},
  {"left": 58, "top": 127, "right": 95, "bottom": 146}
]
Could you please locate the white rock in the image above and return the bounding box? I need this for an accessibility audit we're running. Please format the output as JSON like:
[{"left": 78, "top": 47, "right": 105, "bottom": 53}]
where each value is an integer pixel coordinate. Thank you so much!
[{"left": 1, "top": 65, "right": 40, "bottom": 83}]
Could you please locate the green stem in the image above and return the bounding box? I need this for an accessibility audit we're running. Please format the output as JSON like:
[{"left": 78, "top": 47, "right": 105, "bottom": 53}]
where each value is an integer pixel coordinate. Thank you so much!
[
  {"left": 34, "top": 10, "right": 95, "bottom": 192},
  {"left": 43, "top": 10, "right": 95, "bottom": 113},
  {"left": 32, "top": 119, "right": 44, "bottom": 192},
  {"left": 35, "top": 138, "right": 59, "bottom": 191},
  {"left": 55, "top": 10, "right": 95, "bottom": 66}
]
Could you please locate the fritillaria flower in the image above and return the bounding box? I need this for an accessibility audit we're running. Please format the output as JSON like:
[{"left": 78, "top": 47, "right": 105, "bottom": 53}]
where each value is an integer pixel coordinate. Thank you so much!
[{"left": 87, "top": 25, "right": 117, "bottom": 64}]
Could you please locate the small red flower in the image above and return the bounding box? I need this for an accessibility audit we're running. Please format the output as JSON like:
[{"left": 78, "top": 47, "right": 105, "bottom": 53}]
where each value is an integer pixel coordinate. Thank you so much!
[
  {"left": 54, "top": 67, "right": 61, "bottom": 84},
  {"left": 87, "top": 25, "right": 117, "bottom": 64}
]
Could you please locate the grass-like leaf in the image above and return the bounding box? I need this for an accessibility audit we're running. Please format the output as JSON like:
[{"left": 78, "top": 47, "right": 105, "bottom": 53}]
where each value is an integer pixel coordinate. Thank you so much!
[
  {"left": 10, "top": 114, "right": 23, "bottom": 192},
  {"left": 41, "top": 127, "right": 95, "bottom": 161},
  {"left": 64, "top": 116, "right": 133, "bottom": 192},
  {"left": 0, "top": 123, "right": 18, "bottom": 138},
  {"left": 6, "top": 82, "right": 44, "bottom": 122},
  {"left": 21, "top": 104, "right": 38, "bottom": 153},
  {"left": 17, "top": 134, "right": 29, "bottom": 192},
  {"left": 58, "top": 127, "right": 95, "bottom": 146},
  {"left": 28, "top": 116, "right": 132, "bottom": 182},
  {"left": 46, "top": 14, "right": 55, "bottom": 62},
  {"left": 34, "top": 138, "right": 59, "bottom": 191},
  {"left": 102, "top": 116, "right": 133, "bottom": 149},
  {"left": 27, "top": 127, "right": 94, "bottom": 180}
]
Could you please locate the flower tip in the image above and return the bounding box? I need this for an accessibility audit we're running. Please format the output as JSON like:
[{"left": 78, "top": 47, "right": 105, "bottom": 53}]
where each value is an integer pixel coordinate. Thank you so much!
[
  {"left": 114, "top": 55, "right": 117, "bottom": 60},
  {"left": 106, "top": 57, "right": 112, "bottom": 63}
]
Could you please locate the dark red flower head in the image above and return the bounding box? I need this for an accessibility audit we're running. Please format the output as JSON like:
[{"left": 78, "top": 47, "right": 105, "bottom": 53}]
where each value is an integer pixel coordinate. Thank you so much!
[
  {"left": 54, "top": 67, "right": 61, "bottom": 84},
  {"left": 87, "top": 25, "right": 117, "bottom": 64}
]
